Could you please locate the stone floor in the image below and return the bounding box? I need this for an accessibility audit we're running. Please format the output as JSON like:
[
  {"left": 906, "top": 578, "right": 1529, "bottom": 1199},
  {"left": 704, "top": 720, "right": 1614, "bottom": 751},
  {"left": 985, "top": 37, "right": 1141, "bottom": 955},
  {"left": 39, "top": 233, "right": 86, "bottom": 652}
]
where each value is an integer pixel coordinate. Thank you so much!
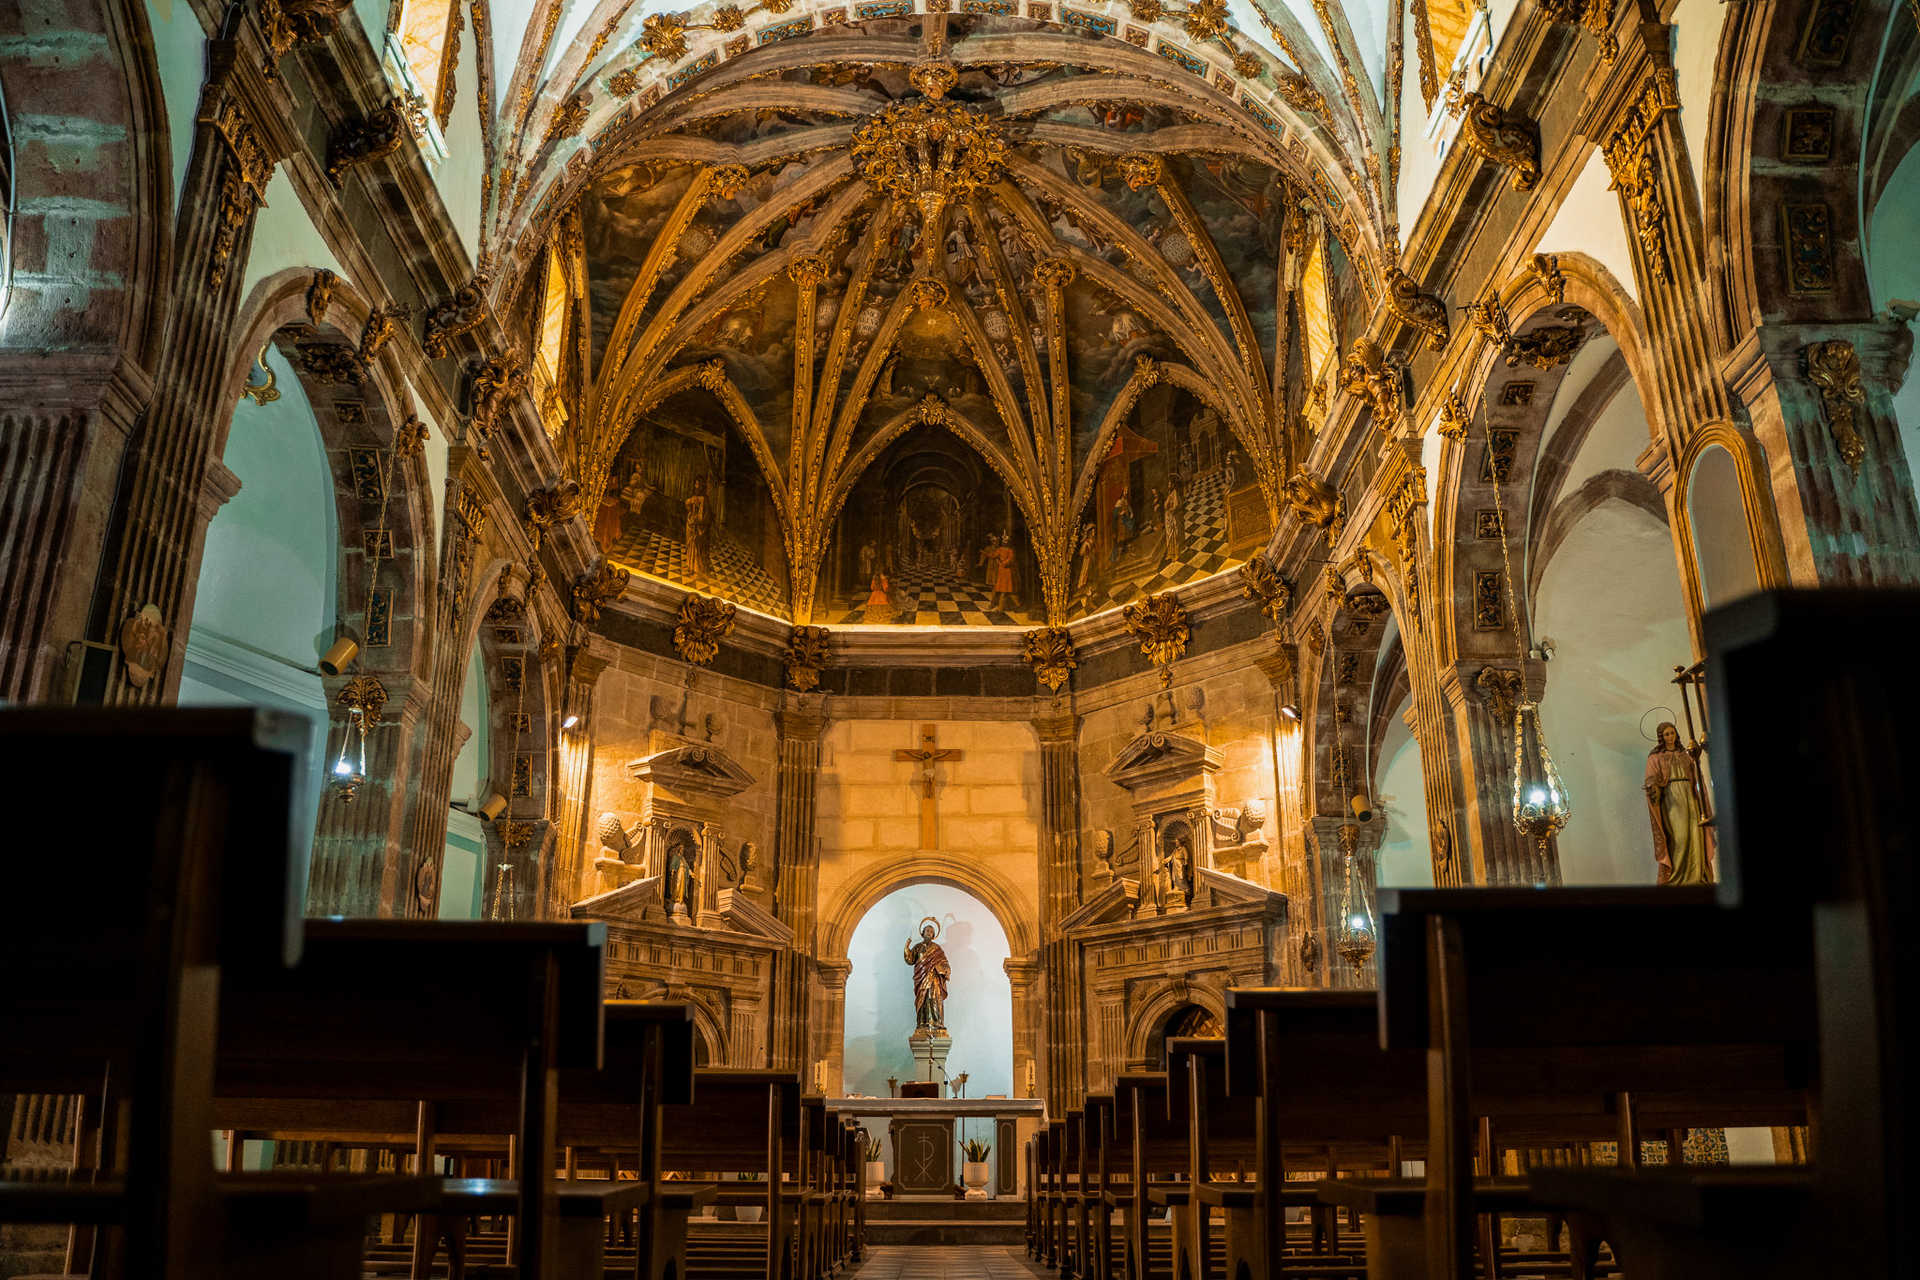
[{"left": 848, "top": 1244, "right": 1053, "bottom": 1278}]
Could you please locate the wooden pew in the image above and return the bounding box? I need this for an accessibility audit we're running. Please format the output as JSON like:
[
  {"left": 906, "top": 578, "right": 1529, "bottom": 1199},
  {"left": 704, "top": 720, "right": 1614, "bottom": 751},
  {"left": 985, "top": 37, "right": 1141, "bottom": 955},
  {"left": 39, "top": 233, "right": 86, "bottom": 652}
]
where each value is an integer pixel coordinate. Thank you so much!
[
  {"left": 1156, "top": 1038, "right": 1256, "bottom": 1280},
  {"left": 1112, "top": 1072, "right": 1189, "bottom": 1280},
  {"left": 1028, "top": 1124, "right": 1052, "bottom": 1264},
  {"left": 0, "top": 707, "right": 441, "bottom": 1280},
  {"left": 1081, "top": 1094, "right": 1119, "bottom": 1280},
  {"left": 1373, "top": 886, "right": 1816, "bottom": 1280},
  {"left": 216, "top": 919, "right": 616, "bottom": 1280},
  {"left": 1222, "top": 989, "right": 1429, "bottom": 1279},
  {"left": 658, "top": 1068, "right": 804, "bottom": 1280},
  {"left": 1528, "top": 589, "right": 1920, "bottom": 1279}
]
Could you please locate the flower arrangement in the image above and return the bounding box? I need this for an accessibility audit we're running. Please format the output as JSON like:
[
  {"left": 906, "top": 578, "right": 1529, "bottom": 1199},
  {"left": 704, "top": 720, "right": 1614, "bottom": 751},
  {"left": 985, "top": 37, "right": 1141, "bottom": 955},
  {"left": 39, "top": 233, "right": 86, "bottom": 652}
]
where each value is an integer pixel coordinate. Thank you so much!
[
  {"left": 865, "top": 1133, "right": 884, "bottom": 1162},
  {"left": 961, "top": 1138, "right": 991, "bottom": 1163}
]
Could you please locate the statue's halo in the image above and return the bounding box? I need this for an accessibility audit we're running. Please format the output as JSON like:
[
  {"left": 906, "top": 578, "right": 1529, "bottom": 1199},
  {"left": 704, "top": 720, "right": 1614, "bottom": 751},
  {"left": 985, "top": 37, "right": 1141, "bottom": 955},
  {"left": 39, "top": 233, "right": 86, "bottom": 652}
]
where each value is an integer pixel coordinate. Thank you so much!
[
  {"left": 1638, "top": 706, "right": 1678, "bottom": 742},
  {"left": 918, "top": 916, "right": 942, "bottom": 938}
]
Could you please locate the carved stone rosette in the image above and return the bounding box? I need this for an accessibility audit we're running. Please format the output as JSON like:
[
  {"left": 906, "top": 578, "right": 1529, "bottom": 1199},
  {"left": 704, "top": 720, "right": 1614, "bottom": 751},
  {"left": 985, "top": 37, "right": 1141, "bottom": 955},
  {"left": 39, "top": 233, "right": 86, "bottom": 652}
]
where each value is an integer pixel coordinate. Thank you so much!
[
  {"left": 1122, "top": 593, "right": 1190, "bottom": 688},
  {"left": 1803, "top": 339, "right": 1867, "bottom": 469},
  {"left": 673, "top": 594, "right": 738, "bottom": 667},
  {"left": 1022, "top": 625, "right": 1077, "bottom": 692},
  {"left": 785, "top": 625, "right": 831, "bottom": 692}
]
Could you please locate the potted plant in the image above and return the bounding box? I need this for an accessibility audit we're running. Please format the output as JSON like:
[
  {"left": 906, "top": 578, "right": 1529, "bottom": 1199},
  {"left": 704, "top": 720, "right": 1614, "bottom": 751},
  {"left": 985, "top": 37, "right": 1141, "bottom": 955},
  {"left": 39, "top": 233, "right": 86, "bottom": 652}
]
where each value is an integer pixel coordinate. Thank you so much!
[
  {"left": 863, "top": 1132, "right": 886, "bottom": 1197},
  {"left": 735, "top": 1171, "right": 764, "bottom": 1223},
  {"left": 960, "top": 1138, "right": 992, "bottom": 1198}
]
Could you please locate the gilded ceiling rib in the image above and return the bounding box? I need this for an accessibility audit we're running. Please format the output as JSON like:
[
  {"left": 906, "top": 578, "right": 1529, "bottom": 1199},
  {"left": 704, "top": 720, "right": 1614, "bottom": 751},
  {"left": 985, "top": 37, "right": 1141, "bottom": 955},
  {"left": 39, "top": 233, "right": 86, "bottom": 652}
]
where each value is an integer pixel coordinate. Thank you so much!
[
  {"left": 806, "top": 199, "right": 901, "bottom": 499},
  {"left": 967, "top": 190, "right": 1052, "bottom": 452}
]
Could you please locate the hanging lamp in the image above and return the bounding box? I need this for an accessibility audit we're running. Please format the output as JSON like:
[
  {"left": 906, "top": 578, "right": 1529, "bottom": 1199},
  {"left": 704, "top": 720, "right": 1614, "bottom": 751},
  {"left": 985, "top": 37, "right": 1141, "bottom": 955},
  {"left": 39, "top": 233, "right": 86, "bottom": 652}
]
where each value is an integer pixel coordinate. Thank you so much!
[
  {"left": 1483, "top": 412, "right": 1571, "bottom": 870},
  {"left": 327, "top": 427, "right": 401, "bottom": 803}
]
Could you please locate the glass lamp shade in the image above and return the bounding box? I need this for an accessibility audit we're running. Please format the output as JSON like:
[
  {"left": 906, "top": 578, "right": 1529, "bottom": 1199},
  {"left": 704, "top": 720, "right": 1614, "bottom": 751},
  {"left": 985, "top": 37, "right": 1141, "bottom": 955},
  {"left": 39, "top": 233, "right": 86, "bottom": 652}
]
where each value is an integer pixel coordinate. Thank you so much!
[
  {"left": 328, "top": 707, "right": 368, "bottom": 803},
  {"left": 1510, "top": 699, "right": 1571, "bottom": 854},
  {"left": 1333, "top": 842, "right": 1376, "bottom": 979}
]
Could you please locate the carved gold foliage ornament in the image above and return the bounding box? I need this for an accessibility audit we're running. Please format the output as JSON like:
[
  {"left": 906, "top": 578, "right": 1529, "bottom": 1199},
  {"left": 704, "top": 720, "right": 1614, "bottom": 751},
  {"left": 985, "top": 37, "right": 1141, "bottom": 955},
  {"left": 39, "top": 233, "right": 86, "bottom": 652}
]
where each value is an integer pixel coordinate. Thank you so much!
[
  {"left": 572, "top": 558, "right": 630, "bottom": 623},
  {"left": 850, "top": 100, "right": 1008, "bottom": 225},
  {"left": 1382, "top": 265, "right": 1449, "bottom": 351},
  {"left": 1474, "top": 666, "right": 1523, "bottom": 727},
  {"left": 466, "top": 355, "right": 526, "bottom": 441},
  {"left": 544, "top": 92, "right": 590, "bottom": 146},
  {"left": 608, "top": 67, "right": 641, "bottom": 96},
  {"left": 296, "top": 342, "right": 366, "bottom": 385},
  {"left": 1117, "top": 152, "right": 1165, "bottom": 192},
  {"left": 1122, "top": 593, "right": 1190, "bottom": 688},
  {"left": 910, "top": 58, "right": 959, "bottom": 100},
  {"left": 1602, "top": 70, "right": 1680, "bottom": 285},
  {"left": 673, "top": 594, "right": 738, "bottom": 667},
  {"left": 325, "top": 94, "right": 426, "bottom": 185},
  {"left": 1537, "top": 0, "right": 1617, "bottom": 61},
  {"left": 640, "top": 12, "right": 689, "bottom": 59},
  {"left": 1283, "top": 467, "right": 1346, "bottom": 548},
  {"left": 526, "top": 479, "right": 584, "bottom": 551},
  {"left": 1505, "top": 322, "right": 1586, "bottom": 369},
  {"left": 118, "top": 604, "right": 171, "bottom": 688},
  {"left": 394, "top": 414, "right": 430, "bottom": 457},
  {"left": 1340, "top": 337, "right": 1404, "bottom": 431},
  {"left": 1237, "top": 556, "right": 1291, "bottom": 622},
  {"left": 1804, "top": 339, "right": 1867, "bottom": 469},
  {"left": 786, "top": 625, "right": 831, "bottom": 692},
  {"left": 1452, "top": 91, "right": 1540, "bottom": 191},
  {"left": 1528, "top": 253, "right": 1566, "bottom": 305},
  {"left": 240, "top": 342, "right": 280, "bottom": 405},
  {"left": 1438, "top": 389, "right": 1470, "bottom": 440},
  {"left": 357, "top": 304, "right": 408, "bottom": 364},
  {"left": 338, "top": 673, "right": 389, "bottom": 724},
  {"left": 201, "top": 92, "right": 273, "bottom": 290},
  {"left": 1231, "top": 49, "right": 1262, "bottom": 78},
  {"left": 305, "top": 269, "right": 336, "bottom": 328},
  {"left": 1022, "top": 626, "right": 1077, "bottom": 693},
  {"left": 1388, "top": 465, "right": 1427, "bottom": 624},
  {"left": 422, "top": 273, "right": 493, "bottom": 359},
  {"left": 257, "top": 0, "right": 351, "bottom": 59},
  {"left": 906, "top": 275, "right": 951, "bottom": 310}
]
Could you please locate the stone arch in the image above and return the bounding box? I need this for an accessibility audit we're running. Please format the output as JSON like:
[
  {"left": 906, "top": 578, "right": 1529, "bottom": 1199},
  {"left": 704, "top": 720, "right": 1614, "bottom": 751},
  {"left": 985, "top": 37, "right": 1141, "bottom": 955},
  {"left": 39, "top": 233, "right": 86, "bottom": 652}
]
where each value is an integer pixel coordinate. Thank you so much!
[
  {"left": 0, "top": 0, "right": 168, "bottom": 360},
  {"left": 817, "top": 854, "right": 1038, "bottom": 965},
  {"left": 1122, "top": 983, "right": 1226, "bottom": 1068}
]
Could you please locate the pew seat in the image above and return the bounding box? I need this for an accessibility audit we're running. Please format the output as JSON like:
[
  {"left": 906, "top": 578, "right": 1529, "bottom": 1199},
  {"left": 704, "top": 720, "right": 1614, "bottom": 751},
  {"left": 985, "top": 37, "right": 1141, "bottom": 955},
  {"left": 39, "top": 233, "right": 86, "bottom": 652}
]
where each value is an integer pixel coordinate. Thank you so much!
[{"left": 1526, "top": 1167, "right": 1815, "bottom": 1280}]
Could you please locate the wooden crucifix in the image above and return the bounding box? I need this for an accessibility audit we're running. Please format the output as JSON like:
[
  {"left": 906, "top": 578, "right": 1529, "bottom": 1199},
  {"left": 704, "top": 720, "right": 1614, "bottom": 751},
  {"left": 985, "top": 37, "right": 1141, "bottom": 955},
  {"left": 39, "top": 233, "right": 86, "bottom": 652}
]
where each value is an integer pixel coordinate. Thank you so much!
[{"left": 894, "top": 724, "right": 964, "bottom": 850}]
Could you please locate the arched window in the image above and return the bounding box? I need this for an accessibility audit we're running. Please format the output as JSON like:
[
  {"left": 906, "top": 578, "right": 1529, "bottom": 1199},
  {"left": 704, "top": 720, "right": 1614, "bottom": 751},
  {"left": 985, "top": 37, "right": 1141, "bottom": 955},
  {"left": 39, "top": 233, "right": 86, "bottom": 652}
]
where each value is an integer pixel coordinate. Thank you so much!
[{"left": 393, "top": 0, "right": 461, "bottom": 129}]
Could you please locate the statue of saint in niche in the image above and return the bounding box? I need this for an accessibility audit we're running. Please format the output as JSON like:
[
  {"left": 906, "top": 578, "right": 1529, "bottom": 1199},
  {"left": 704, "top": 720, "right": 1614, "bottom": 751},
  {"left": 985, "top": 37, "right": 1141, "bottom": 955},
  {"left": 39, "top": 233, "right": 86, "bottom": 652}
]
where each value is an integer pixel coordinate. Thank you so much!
[
  {"left": 1644, "top": 721, "right": 1714, "bottom": 885},
  {"left": 663, "top": 829, "right": 699, "bottom": 917},
  {"left": 902, "top": 917, "right": 951, "bottom": 1034}
]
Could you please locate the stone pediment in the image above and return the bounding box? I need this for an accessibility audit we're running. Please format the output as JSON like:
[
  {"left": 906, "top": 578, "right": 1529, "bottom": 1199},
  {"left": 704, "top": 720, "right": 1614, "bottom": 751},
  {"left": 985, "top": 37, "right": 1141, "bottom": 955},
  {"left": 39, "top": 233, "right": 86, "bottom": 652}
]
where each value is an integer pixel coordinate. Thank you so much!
[
  {"left": 627, "top": 743, "right": 756, "bottom": 800},
  {"left": 1104, "top": 731, "right": 1222, "bottom": 792},
  {"left": 571, "top": 876, "right": 792, "bottom": 944},
  {"left": 1057, "top": 878, "right": 1142, "bottom": 931},
  {"left": 1190, "top": 867, "right": 1282, "bottom": 911}
]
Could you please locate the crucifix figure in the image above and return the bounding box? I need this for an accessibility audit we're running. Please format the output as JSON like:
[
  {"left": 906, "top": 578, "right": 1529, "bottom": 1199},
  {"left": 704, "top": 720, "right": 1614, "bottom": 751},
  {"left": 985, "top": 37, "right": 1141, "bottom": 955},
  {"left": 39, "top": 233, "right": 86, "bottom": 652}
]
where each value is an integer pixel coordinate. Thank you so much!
[{"left": 893, "top": 724, "right": 964, "bottom": 849}]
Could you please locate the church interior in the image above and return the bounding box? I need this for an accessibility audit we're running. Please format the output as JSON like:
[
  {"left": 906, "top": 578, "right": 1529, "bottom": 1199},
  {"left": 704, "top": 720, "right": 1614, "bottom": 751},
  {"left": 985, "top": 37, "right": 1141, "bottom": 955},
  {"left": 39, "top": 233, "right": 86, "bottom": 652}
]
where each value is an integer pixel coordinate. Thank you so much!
[{"left": 1, "top": 0, "right": 1918, "bottom": 1271}]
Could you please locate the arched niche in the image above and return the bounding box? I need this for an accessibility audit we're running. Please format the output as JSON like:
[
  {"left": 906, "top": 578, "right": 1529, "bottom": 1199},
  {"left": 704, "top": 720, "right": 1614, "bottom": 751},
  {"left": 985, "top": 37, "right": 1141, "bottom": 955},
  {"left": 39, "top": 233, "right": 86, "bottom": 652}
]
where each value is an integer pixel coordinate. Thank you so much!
[
  {"left": 1685, "top": 444, "right": 1761, "bottom": 610},
  {"left": 841, "top": 881, "right": 1013, "bottom": 1101},
  {"left": 440, "top": 641, "right": 492, "bottom": 919}
]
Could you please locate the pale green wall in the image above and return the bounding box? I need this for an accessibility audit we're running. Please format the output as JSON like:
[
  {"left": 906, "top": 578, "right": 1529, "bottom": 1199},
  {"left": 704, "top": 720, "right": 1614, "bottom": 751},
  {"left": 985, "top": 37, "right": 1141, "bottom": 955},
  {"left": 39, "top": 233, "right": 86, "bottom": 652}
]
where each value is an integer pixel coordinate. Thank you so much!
[
  {"left": 144, "top": 0, "right": 204, "bottom": 210},
  {"left": 243, "top": 171, "right": 352, "bottom": 299},
  {"left": 433, "top": 9, "right": 487, "bottom": 259}
]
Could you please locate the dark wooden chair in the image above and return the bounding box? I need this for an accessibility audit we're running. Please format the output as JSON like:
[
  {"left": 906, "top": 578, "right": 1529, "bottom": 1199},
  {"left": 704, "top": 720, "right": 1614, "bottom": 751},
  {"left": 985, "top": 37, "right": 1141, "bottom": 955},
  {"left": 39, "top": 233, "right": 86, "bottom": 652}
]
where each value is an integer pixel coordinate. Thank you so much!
[
  {"left": 0, "top": 707, "right": 441, "bottom": 1280},
  {"left": 1112, "top": 1072, "right": 1187, "bottom": 1280},
  {"left": 658, "top": 1068, "right": 805, "bottom": 1280},
  {"left": 1375, "top": 885, "right": 1815, "bottom": 1280},
  {"left": 1529, "top": 589, "right": 1920, "bottom": 1279}
]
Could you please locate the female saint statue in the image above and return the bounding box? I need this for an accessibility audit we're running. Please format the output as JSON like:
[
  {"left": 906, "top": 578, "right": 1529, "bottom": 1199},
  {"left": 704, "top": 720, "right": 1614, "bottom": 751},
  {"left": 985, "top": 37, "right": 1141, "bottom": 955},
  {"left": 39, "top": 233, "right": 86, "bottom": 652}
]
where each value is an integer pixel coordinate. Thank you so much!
[
  {"left": 902, "top": 918, "right": 951, "bottom": 1033},
  {"left": 1644, "top": 721, "right": 1714, "bottom": 885}
]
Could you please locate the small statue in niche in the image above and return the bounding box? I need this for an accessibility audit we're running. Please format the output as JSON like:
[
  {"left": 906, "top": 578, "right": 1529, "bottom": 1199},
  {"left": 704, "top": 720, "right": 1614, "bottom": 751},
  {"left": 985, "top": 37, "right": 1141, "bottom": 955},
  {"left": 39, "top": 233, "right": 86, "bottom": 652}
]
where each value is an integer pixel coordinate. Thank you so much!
[
  {"left": 663, "top": 829, "right": 699, "bottom": 919},
  {"left": 1168, "top": 836, "right": 1193, "bottom": 898},
  {"left": 1644, "top": 721, "right": 1715, "bottom": 885}
]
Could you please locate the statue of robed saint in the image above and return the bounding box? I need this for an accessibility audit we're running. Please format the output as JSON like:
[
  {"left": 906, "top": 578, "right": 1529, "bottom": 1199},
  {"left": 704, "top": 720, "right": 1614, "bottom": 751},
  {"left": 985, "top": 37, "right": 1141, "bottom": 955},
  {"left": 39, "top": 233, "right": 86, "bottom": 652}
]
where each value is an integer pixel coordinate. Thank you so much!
[
  {"left": 1644, "top": 721, "right": 1714, "bottom": 885},
  {"left": 902, "top": 918, "right": 951, "bottom": 1033}
]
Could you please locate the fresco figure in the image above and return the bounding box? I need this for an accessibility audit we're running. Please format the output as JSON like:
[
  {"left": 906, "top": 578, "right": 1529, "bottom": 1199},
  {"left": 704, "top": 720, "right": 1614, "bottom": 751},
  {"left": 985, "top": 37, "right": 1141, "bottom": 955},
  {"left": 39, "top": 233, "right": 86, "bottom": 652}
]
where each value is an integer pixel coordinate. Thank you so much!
[
  {"left": 1074, "top": 522, "right": 1096, "bottom": 599},
  {"left": 1163, "top": 480, "right": 1184, "bottom": 556},
  {"left": 983, "top": 534, "right": 1016, "bottom": 611},
  {"left": 1111, "top": 492, "right": 1136, "bottom": 561},
  {"left": 594, "top": 480, "right": 625, "bottom": 550},
  {"left": 684, "top": 477, "right": 710, "bottom": 577},
  {"left": 864, "top": 571, "right": 897, "bottom": 624}
]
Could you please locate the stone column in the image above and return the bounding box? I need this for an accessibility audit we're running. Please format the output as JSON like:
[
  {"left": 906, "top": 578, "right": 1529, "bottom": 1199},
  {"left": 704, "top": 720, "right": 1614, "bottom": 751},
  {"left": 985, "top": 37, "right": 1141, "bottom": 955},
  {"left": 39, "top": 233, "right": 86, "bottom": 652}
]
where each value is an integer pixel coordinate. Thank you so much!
[
  {"left": 397, "top": 451, "right": 493, "bottom": 917},
  {"left": 308, "top": 675, "right": 428, "bottom": 916},
  {"left": 85, "top": 43, "right": 288, "bottom": 704},
  {"left": 0, "top": 362, "right": 149, "bottom": 702},
  {"left": 548, "top": 635, "right": 615, "bottom": 915},
  {"left": 1728, "top": 320, "right": 1920, "bottom": 586},
  {"left": 1438, "top": 659, "right": 1555, "bottom": 886},
  {"left": 1032, "top": 706, "right": 1085, "bottom": 1114},
  {"left": 769, "top": 693, "right": 829, "bottom": 1073},
  {"left": 815, "top": 959, "right": 852, "bottom": 1095},
  {"left": 1003, "top": 957, "right": 1042, "bottom": 1100}
]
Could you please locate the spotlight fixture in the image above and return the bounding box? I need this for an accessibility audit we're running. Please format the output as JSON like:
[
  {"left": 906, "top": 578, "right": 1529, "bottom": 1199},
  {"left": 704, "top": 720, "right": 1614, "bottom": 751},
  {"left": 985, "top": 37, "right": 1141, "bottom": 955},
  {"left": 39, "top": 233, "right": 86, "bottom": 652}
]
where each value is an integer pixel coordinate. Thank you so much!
[
  {"left": 1279, "top": 703, "right": 1300, "bottom": 721},
  {"left": 1348, "top": 792, "right": 1374, "bottom": 823},
  {"left": 475, "top": 792, "right": 509, "bottom": 822},
  {"left": 319, "top": 636, "right": 360, "bottom": 676},
  {"left": 562, "top": 711, "right": 581, "bottom": 730}
]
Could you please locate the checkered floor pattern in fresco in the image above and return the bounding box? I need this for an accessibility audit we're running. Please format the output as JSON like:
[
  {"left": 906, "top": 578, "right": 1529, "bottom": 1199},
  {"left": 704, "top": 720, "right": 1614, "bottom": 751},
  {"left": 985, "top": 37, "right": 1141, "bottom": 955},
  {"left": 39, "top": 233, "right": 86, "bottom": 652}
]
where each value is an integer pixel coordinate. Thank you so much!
[
  {"left": 848, "top": 1246, "right": 1055, "bottom": 1278},
  {"left": 1080, "top": 466, "right": 1238, "bottom": 614},
  {"left": 829, "top": 562, "right": 1044, "bottom": 627},
  {"left": 607, "top": 525, "right": 787, "bottom": 616}
]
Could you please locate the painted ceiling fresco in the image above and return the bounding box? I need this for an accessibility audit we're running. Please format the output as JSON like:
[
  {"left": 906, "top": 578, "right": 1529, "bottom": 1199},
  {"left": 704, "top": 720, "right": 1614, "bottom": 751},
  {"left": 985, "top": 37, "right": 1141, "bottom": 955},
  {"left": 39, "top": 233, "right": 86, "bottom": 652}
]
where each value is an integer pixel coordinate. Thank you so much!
[{"left": 513, "top": 12, "right": 1363, "bottom": 626}]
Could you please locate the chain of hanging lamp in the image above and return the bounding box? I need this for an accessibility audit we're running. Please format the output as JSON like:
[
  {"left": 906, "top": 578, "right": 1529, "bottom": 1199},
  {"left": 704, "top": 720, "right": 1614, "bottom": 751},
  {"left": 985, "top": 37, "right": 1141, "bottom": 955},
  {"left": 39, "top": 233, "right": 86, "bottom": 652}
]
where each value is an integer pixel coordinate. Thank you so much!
[
  {"left": 1327, "top": 592, "right": 1376, "bottom": 981},
  {"left": 488, "top": 556, "right": 539, "bottom": 922},
  {"left": 329, "top": 439, "right": 400, "bottom": 801},
  {"left": 1482, "top": 413, "right": 1571, "bottom": 873}
]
